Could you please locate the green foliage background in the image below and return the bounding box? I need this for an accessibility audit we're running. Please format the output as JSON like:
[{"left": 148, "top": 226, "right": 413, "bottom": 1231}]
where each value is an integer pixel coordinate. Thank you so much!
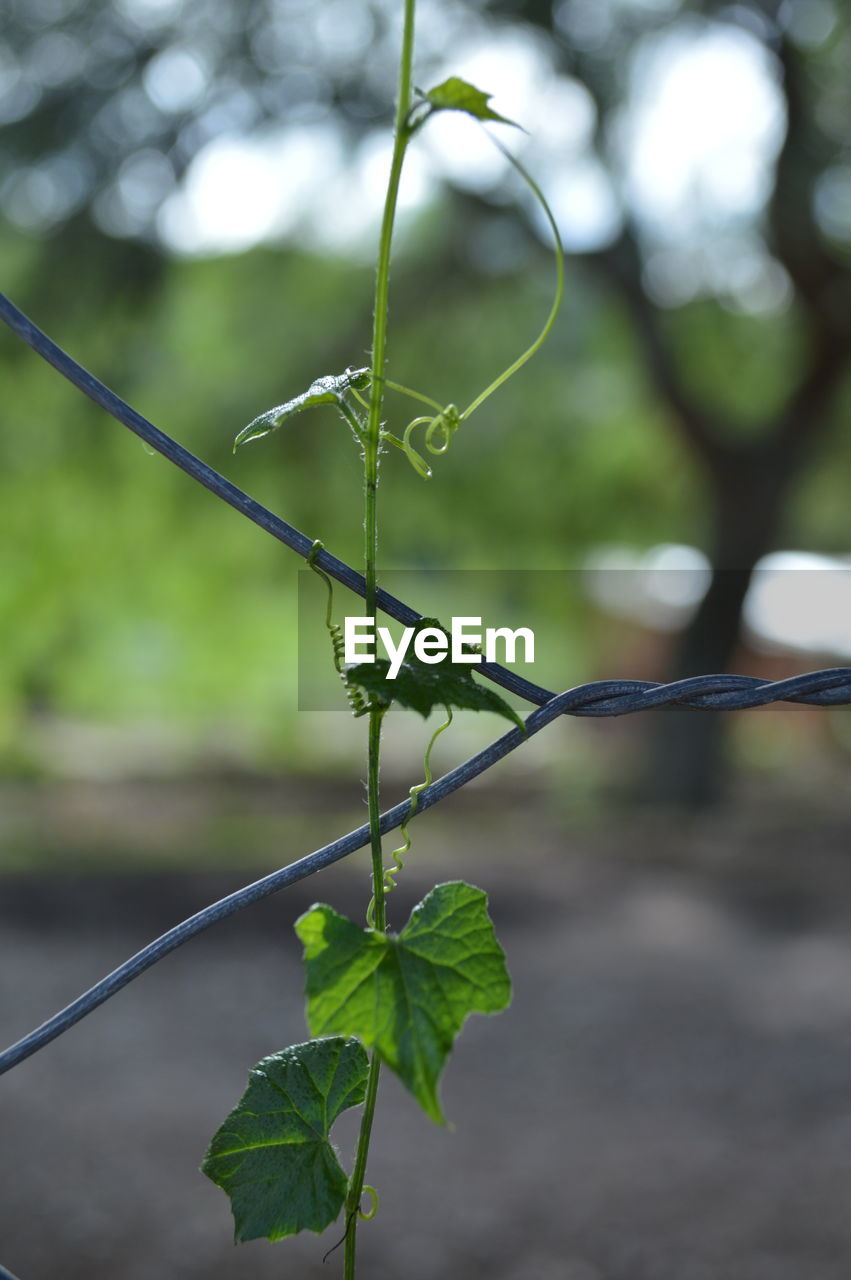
[
  {"left": 1, "top": 0, "right": 850, "bottom": 789},
  {"left": 0, "top": 230, "right": 680, "bottom": 760},
  {"left": 3, "top": 212, "right": 850, "bottom": 773}
]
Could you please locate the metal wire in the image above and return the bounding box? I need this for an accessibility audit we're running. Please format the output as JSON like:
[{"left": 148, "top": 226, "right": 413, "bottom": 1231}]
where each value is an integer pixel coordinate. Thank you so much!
[
  {"left": 0, "top": 702, "right": 542, "bottom": 1075},
  {"left": 0, "top": 292, "right": 849, "bottom": 1082},
  {"left": 2, "top": 660, "right": 850, "bottom": 1078},
  {"left": 3, "top": 292, "right": 849, "bottom": 716},
  {"left": 535, "top": 669, "right": 851, "bottom": 713}
]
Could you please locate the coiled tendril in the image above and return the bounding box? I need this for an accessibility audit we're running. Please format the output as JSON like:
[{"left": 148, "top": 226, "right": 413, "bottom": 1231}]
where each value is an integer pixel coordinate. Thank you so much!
[
  {"left": 367, "top": 705, "right": 453, "bottom": 925},
  {"left": 378, "top": 392, "right": 462, "bottom": 479},
  {"left": 322, "top": 1187, "right": 379, "bottom": 1264},
  {"left": 307, "top": 540, "right": 369, "bottom": 717},
  {"left": 358, "top": 1185, "right": 379, "bottom": 1221}
]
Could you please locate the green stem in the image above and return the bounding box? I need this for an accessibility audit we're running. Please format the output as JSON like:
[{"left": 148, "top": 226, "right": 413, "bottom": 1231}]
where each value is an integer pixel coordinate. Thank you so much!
[
  {"left": 344, "top": 3, "right": 416, "bottom": 1276},
  {"left": 366, "top": 706, "right": 387, "bottom": 933},
  {"left": 364, "top": 0, "right": 415, "bottom": 615},
  {"left": 343, "top": 1052, "right": 382, "bottom": 1280}
]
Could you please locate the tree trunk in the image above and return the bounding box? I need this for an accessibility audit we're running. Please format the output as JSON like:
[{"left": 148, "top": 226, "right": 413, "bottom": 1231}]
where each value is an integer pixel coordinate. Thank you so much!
[{"left": 639, "top": 452, "right": 792, "bottom": 808}]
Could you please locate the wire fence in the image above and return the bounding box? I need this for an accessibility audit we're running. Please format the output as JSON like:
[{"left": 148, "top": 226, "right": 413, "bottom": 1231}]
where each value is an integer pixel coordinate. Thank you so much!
[
  {"left": 5, "top": 293, "right": 849, "bottom": 716},
  {"left": 1, "top": 291, "right": 850, "bottom": 1273}
]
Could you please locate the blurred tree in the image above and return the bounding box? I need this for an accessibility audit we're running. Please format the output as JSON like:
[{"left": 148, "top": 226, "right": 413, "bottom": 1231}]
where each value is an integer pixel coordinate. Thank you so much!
[
  {"left": 491, "top": 0, "right": 851, "bottom": 804},
  {"left": 1, "top": 0, "right": 849, "bottom": 801}
]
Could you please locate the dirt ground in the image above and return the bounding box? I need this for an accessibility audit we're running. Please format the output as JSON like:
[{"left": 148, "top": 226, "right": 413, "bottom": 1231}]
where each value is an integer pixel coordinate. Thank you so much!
[{"left": 3, "top": 784, "right": 851, "bottom": 1280}]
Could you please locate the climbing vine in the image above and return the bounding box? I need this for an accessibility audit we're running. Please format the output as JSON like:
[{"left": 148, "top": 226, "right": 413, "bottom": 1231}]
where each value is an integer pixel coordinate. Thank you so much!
[{"left": 201, "top": 5, "right": 563, "bottom": 1276}]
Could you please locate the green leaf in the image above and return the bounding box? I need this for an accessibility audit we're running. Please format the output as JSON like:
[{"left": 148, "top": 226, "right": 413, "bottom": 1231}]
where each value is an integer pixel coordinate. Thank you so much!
[
  {"left": 422, "top": 76, "right": 519, "bottom": 128},
  {"left": 233, "top": 367, "right": 370, "bottom": 450},
  {"left": 343, "top": 619, "right": 526, "bottom": 729},
  {"left": 201, "top": 1036, "right": 368, "bottom": 1242},
  {"left": 346, "top": 657, "right": 525, "bottom": 728},
  {"left": 296, "top": 882, "right": 512, "bottom": 1124}
]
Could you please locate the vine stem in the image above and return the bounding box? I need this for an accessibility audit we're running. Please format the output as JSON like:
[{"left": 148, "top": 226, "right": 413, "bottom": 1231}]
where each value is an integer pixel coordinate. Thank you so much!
[
  {"left": 342, "top": 1053, "right": 382, "bottom": 1280},
  {"left": 345, "top": 2, "right": 416, "bottom": 1275},
  {"left": 363, "top": 3, "right": 415, "bottom": 615}
]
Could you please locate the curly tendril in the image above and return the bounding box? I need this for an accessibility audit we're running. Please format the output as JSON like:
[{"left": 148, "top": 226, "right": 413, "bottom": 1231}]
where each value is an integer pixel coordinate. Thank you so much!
[
  {"left": 381, "top": 403, "right": 461, "bottom": 479},
  {"left": 358, "top": 1186, "right": 379, "bottom": 1221},
  {"left": 322, "top": 1186, "right": 379, "bottom": 1265},
  {"left": 307, "top": 540, "right": 369, "bottom": 717},
  {"left": 367, "top": 705, "right": 453, "bottom": 924}
]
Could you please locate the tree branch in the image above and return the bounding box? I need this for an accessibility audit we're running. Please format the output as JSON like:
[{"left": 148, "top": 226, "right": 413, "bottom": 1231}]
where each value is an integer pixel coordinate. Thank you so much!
[
  {"left": 555, "top": 35, "right": 731, "bottom": 475},
  {"left": 590, "top": 227, "right": 728, "bottom": 475},
  {"left": 760, "top": 34, "right": 851, "bottom": 453},
  {"left": 767, "top": 37, "right": 851, "bottom": 325}
]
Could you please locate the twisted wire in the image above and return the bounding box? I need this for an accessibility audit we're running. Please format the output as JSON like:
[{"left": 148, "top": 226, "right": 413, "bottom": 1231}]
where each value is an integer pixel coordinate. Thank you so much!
[
  {"left": 533, "top": 669, "right": 851, "bottom": 714},
  {"left": 2, "top": 662, "right": 849, "bottom": 1078},
  {"left": 1, "top": 294, "right": 850, "bottom": 1083}
]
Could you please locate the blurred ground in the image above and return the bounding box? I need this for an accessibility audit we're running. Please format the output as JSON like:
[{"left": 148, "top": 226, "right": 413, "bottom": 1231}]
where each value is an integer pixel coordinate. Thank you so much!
[{"left": 3, "top": 781, "right": 851, "bottom": 1280}]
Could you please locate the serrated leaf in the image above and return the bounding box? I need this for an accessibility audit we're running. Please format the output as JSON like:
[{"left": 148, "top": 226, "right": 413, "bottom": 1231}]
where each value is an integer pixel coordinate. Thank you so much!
[
  {"left": 343, "top": 619, "right": 525, "bottom": 728},
  {"left": 201, "top": 1036, "right": 368, "bottom": 1242},
  {"left": 423, "top": 76, "right": 519, "bottom": 128},
  {"left": 296, "top": 882, "right": 512, "bottom": 1124},
  {"left": 233, "top": 367, "right": 370, "bottom": 450},
  {"left": 346, "top": 657, "right": 525, "bottom": 728}
]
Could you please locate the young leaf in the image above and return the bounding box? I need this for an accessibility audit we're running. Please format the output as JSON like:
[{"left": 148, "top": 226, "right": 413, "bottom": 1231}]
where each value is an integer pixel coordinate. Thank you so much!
[
  {"left": 233, "top": 367, "right": 370, "bottom": 451},
  {"left": 346, "top": 657, "right": 525, "bottom": 729},
  {"left": 296, "top": 881, "right": 512, "bottom": 1124},
  {"left": 422, "top": 76, "right": 519, "bottom": 128},
  {"left": 343, "top": 619, "right": 526, "bottom": 729},
  {"left": 201, "top": 1037, "right": 369, "bottom": 1242}
]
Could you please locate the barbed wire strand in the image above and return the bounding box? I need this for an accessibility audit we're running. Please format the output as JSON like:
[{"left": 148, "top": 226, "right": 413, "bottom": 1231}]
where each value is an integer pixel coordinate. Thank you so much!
[{"left": 2, "top": 664, "right": 850, "bottom": 1078}]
